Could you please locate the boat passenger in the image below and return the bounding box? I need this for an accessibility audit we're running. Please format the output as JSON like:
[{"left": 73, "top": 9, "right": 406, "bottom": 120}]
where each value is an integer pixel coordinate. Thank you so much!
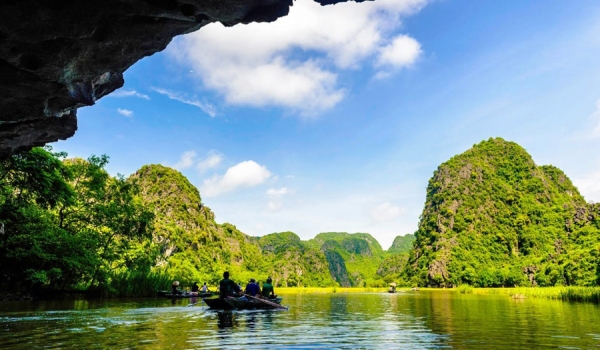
[
  {"left": 171, "top": 281, "right": 182, "bottom": 295},
  {"left": 191, "top": 282, "right": 199, "bottom": 293},
  {"left": 244, "top": 278, "right": 261, "bottom": 297},
  {"left": 201, "top": 282, "right": 209, "bottom": 293},
  {"left": 261, "top": 277, "right": 276, "bottom": 299},
  {"left": 219, "top": 271, "right": 241, "bottom": 298}
]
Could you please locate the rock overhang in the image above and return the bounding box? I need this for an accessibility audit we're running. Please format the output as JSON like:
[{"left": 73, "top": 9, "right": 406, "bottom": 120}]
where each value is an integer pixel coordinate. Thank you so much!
[{"left": 0, "top": 0, "right": 369, "bottom": 157}]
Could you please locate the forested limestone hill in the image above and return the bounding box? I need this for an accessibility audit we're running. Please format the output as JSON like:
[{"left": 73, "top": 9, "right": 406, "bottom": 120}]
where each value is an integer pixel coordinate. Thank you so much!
[
  {"left": 405, "top": 138, "right": 600, "bottom": 288},
  {"left": 388, "top": 234, "right": 415, "bottom": 255},
  {"left": 308, "top": 232, "right": 387, "bottom": 287},
  {"left": 130, "top": 165, "right": 336, "bottom": 287}
]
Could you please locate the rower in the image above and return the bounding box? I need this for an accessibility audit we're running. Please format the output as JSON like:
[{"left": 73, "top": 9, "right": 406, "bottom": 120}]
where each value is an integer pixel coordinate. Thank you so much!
[
  {"left": 191, "top": 282, "right": 199, "bottom": 293},
  {"left": 171, "top": 281, "right": 182, "bottom": 295},
  {"left": 219, "top": 271, "right": 241, "bottom": 298},
  {"left": 201, "top": 282, "right": 209, "bottom": 293}
]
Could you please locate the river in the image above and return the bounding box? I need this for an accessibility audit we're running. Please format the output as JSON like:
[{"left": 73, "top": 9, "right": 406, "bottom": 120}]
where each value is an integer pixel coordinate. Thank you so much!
[{"left": 1, "top": 291, "right": 599, "bottom": 349}]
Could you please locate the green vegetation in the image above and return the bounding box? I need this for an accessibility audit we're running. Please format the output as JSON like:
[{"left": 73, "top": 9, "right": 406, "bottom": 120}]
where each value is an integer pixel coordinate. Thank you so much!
[
  {"left": 309, "top": 232, "right": 387, "bottom": 287},
  {"left": 3, "top": 138, "right": 600, "bottom": 300},
  {"left": 404, "top": 138, "right": 600, "bottom": 289},
  {"left": 0, "top": 148, "right": 155, "bottom": 296},
  {"left": 388, "top": 234, "right": 415, "bottom": 254},
  {"left": 470, "top": 286, "right": 600, "bottom": 303}
]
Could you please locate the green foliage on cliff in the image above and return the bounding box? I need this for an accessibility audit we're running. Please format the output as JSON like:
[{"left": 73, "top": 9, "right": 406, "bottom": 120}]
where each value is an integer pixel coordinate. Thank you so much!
[
  {"left": 5, "top": 138, "right": 599, "bottom": 296},
  {"left": 309, "top": 232, "right": 387, "bottom": 287},
  {"left": 388, "top": 234, "right": 416, "bottom": 255},
  {"left": 258, "top": 232, "right": 335, "bottom": 287},
  {"left": 405, "top": 138, "right": 600, "bottom": 288},
  {"left": 131, "top": 165, "right": 335, "bottom": 288}
]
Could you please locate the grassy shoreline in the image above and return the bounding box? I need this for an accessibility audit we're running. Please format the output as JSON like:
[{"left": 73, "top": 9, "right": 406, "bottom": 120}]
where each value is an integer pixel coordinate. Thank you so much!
[
  {"left": 464, "top": 286, "right": 600, "bottom": 302},
  {"left": 275, "top": 287, "right": 390, "bottom": 294},
  {"left": 274, "top": 286, "right": 600, "bottom": 303}
]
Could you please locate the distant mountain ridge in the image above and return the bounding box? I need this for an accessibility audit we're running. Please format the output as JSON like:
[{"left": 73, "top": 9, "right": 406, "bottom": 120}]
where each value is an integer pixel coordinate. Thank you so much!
[{"left": 130, "top": 165, "right": 402, "bottom": 287}]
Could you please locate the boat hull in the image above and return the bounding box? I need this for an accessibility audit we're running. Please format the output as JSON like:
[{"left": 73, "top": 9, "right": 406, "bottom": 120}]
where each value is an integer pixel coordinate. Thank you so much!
[{"left": 204, "top": 296, "right": 283, "bottom": 310}]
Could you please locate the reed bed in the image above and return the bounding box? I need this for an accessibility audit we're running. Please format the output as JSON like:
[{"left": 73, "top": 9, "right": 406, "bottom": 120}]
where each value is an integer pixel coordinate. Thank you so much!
[
  {"left": 463, "top": 286, "right": 600, "bottom": 303},
  {"left": 276, "top": 287, "right": 390, "bottom": 294},
  {"left": 108, "top": 270, "right": 173, "bottom": 297}
]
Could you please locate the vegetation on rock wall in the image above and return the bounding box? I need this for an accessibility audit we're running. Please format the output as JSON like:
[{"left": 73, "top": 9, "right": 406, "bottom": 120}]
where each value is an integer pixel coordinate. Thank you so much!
[
  {"left": 3, "top": 138, "right": 599, "bottom": 297},
  {"left": 388, "top": 234, "right": 415, "bottom": 254},
  {"left": 405, "top": 138, "right": 600, "bottom": 288}
]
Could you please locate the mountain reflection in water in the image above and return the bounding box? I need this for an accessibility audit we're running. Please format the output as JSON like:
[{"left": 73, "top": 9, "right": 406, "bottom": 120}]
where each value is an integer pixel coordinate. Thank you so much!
[{"left": 1, "top": 291, "right": 599, "bottom": 349}]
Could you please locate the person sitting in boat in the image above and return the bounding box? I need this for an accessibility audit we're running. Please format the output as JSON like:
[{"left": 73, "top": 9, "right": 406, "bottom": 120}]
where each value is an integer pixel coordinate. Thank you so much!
[
  {"left": 261, "top": 277, "right": 276, "bottom": 299},
  {"left": 171, "top": 281, "right": 182, "bottom": 295},
  {"left": 201, "top": 282, "right": 209, "bottom": 293},
  {"left": 190, "top": 282, "right": 199, "bottom": 296},
  {"left": 244, "top": 278, "right": 261, "bottom": 297},
  {"left": 219, "top": 271, "right": 241, "bottom": 298}
]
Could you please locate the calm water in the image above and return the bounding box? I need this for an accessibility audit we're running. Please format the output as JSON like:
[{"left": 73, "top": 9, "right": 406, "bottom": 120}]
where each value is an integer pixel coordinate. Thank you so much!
[{"left": 1, "top": 291, "right": 599, "bottom": 349}]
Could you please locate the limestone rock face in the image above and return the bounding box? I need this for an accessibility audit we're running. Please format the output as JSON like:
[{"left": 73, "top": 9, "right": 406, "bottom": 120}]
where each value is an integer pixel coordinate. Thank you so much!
[{"left": 0, "top": 0, "right": 366, "bottom": 157}]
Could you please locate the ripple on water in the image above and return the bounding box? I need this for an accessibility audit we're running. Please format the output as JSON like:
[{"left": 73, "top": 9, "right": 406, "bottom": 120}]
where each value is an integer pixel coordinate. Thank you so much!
[{"left": 2, "top": 293, "right": 600, "bottom": 349}]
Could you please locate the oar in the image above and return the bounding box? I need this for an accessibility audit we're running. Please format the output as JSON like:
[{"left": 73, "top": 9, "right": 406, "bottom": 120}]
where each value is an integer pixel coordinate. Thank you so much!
[
  {"left": 187, "top": 297, "right": 203, "bottom": 307},
  {"left": 245, "top": 294, "right": 288, "bottom": 310}
]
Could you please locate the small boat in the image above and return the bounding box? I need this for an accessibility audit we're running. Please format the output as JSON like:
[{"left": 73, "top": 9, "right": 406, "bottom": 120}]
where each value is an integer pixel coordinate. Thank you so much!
[
  {"left": 157, "top": 291, "right": 214, "bottom": 298},
  {"left": 204, "top": 296, "right": 284, "bottom": 310},
  {"left": 388, "top": 282, "right": 397, "bottom": 293}
]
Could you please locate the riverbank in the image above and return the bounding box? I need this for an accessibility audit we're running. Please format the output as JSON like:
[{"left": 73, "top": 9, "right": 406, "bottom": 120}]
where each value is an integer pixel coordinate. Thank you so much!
[
  {"left": 276, "top": 287, "right": 390, "bottom": 294},
  {"left": 455, "top": 285, "right": 600, "bottom": 303}
]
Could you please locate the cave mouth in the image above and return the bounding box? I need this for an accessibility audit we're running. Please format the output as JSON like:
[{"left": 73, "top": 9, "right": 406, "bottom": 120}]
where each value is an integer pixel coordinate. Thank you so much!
[{"left": 0, "top": 0, "right": 360, "bottom": 157}]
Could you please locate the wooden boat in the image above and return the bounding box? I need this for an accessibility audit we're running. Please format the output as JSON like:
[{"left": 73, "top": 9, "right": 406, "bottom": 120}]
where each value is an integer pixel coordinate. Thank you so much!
[
  {"left": 203, "top": 296, "right": 284, "bottom": 310},
  {"left": 157, "top": 290, "right": 214, "bottom": 298}
]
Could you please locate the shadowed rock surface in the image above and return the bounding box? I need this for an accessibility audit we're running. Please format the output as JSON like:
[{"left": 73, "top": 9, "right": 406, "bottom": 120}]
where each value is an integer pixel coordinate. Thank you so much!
[{"left": 0, "top": 0, "right": 367, "bottom": 157}]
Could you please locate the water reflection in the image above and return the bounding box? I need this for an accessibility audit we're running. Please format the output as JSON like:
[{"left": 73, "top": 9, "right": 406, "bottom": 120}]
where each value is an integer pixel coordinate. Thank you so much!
[
  {"left": 217, "top": 311, "right": 236, "bottom": 329},
  {"left": 1, "top": 292, "right": 599, "bottom": 349}
]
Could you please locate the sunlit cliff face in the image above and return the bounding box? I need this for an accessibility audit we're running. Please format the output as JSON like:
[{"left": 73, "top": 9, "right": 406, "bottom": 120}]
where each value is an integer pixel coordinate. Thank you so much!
[{"left": 0, "top": 0, "right": 368, "bottom": 157}]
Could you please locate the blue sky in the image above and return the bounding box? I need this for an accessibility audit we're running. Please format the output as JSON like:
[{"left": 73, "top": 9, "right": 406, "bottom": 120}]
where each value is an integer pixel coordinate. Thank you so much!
[{"left": 55, "top": 0, "right": 600, "bottom": 249}]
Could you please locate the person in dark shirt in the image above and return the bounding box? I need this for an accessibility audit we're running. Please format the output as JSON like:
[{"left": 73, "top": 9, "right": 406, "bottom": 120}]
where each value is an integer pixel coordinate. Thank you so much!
[
  {"left": 191, "top": 282, "right": 199, "bottom": 293},
  {"left": 261, "top": 277, "right": 275, "bottom": 299},
  {"left": 219, "top": 271, "right": 241, "bottom": 298},
  {"left": 244, "top": 278, "right": 261, "bottom": 297}
]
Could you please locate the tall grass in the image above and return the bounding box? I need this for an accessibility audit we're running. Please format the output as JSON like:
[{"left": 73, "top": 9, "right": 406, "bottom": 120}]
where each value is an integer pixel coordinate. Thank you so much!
[
  {"left": 456, "top": 284, "right": 474, "bottom": 294},
  {"left": 108, "top": 270, "right": 173, "bottom": 297},
  {"left": 276, "top": 287, "right": 389, "bottom": 294},
  {"left": 465, "top": 286, "right": 600, "bottom": 303}
]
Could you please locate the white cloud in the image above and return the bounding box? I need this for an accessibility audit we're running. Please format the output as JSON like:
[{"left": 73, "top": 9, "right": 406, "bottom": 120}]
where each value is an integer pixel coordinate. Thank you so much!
[
  {"left": 117, "top": 108, "right": 133, "bottom": 117},
  {"left": 152, "top": 87, "right": 217, "bottom": 117},
  {"left": 266, "top": 187, "right": 289, "bottom": 211},
  {"left": 376, "top": 34, "right": 422, "bottom": 68},
  {"left": 197, "top": 152, "right": 223, "bottom": 173},
  {"left": 202, "top": 160, "right": 272, "bottom": 197},
  {"left": 173, "top": 151, "right": 197, "bottom": 170},
  {"left": 171, "top": 0, "right": 429, "bottom": 115},
  {"left": 266, "top": 187, "right": 289, "bottom": 196},
  {"left": 574, "top": 170, "right": 600, "bottom": 202},
  {"left": 370, "top": 202, "right": 407, "bottom": 222},
  {"left": 591, "top": 98, "right": 600, "bottom": 138},
  {"left": 111, "top": 89, "right": 150, "bottom": 100}
]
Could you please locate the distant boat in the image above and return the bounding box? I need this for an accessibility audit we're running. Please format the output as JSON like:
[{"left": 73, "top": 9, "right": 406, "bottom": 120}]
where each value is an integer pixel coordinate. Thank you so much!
[{"left": 388, "top": 282, "right": 397, "bottom": 293}]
